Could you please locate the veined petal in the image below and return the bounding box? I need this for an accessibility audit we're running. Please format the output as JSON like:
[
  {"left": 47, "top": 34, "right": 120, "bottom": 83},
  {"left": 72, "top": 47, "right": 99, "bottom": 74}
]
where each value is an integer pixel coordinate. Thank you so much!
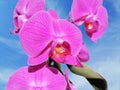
[
  {"left": 70, "top": 0, "right": 90, "bottom": 22},
  {"left": 77, "top": 43, "right": 89, "bottom": 62},
  {"left": 91, "top": 0, "right": 103, "bottom": 13},
  {"left": 65, "top": 55, "right": 83, "bottom": 67},
  {"left": 20, "top": 11, "right": 53, "bottom": 57},
  {"left": 28, "top": 50, "right": 49, "bottom": 65},
  {"left": 70, "top": 0, "right": 102, "bottom": 25},
  {"left": 13, "top": 0, "right": 45, "bottom": 34},
  {"left": 48, "top": 9, "right": 59, "bottom": 19},
  {"left": 91, "top": 6, "right": 108, "bottom": 42},
  {"left": 13, "top": 13, "right": 28, "bottom": 35},
  {"left": 6, "top": 65, "right": 67, "bottom": 90},
  {"left": 14, "top": 0, "right": 29, "bottom": 15},
  {"left": 26, "top": 0, "right": 45, "bottom": 17},
  {"left": 65, "top": 55, "right": 77, "bottom": 66},
  {"left": 58, "top": 19, "right": 82, "bottom": 56},
  {"left": 15, "top": 0, "right": 45, "bottom": 17},
  {"left": 16, "top": 15, "right": 27, "bottom": 29}
]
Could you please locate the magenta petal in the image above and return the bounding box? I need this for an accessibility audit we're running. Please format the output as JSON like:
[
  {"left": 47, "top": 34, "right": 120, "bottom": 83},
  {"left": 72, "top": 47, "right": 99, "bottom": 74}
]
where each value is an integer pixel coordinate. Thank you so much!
[
  {"left": 65, "top": 55, "right": 83, "bottom": 67},
  {"left": 91, "top": 6, "right": 108, "bottom": 42},
  {"left": 65, "top": 55, "right": 77, "bottom": 65},
  {"left": 20, "top": 11, "right": 53, "bottom": 57},
  {"left": 6, "top": 65, "right": 67, "bottom": 90},
  {"left": 28, "top": 50, "right": 49, "bottom": 65},
  {"left": 91, "top": 0, "right": 103, "bottom": 13},
  {"left": 77, "top": 43, "right": 89, "bottom": 62},
  {"left": 15, "top": 0, "right": 45, "bottom": 17},
  {"left": 70, "top": 0, "right": 102, "bottom": 25},
  {"left": 17, "top": 15, "right": 27, "bottom": 28},
  {"left": 70, "top": 0, "right": 89, "bottom": 21},
  {"left": 14, "top": 0, "right": 28, "bottom": 15},
  {"left": 13, "top": 0, "right": 45, "bottom": 34},
  {"left": 48, "top": 9, "right": 59, "bottom": 19},
  {"left": 26, "top": 0, "right": 45, "bottom": 16},
  {"left": 13, "top": 14, "right": 28, "bottom": 34},
  {"left": 58, "top": 19, "right": 82, "bottom": 56}
]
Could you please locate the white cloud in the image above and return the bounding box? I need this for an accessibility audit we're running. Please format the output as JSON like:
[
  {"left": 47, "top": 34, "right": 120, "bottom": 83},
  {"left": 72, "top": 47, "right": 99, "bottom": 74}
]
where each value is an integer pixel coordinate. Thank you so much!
[
  {"left": 69, "top": 73, "right": 93, "bottom": 90},
  {"left": 0, "top": 36, "right": 20, "bottom": 49},
  {"left": 68, "top": 55, "right": 120, "bottom": 90},
  {"left": 90, "top": 57, "right": 120, "bottom": 90},
  {"left": 86, "top": 20, "right": 120, "bottom": 89},
  {"left": 0, "top": 36, "right": 25, "bottom": 54},
  {"left": 102, "top": 20, "right": 120, "bottom": 41},
  {"left": 0, "top": 68, "right": 15, "bottom": 83},
  {"left": 0, "top": 68, "right": 16, "bottom": 90}
]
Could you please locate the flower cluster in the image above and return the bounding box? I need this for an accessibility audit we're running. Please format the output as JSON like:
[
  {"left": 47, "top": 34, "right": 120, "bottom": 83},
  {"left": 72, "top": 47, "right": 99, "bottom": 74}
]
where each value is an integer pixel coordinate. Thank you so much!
[
  {"left": 70, "top": 0, "right": 108, "bottom": 42},
  {"left": 7, "top": 0, "right": 108, "bottom": 90}
]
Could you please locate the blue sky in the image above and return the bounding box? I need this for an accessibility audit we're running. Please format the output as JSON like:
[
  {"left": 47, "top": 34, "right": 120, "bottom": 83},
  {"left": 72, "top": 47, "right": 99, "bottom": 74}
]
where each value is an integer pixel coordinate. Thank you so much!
[{"left": 0, "top": 0, "right": 120, "bottom": 90}]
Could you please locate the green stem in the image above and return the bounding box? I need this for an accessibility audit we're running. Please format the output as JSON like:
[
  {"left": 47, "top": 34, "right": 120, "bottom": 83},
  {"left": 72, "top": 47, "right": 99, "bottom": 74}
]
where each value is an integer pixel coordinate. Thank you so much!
[
  {"left": 47, "top": 58, "right": 63, "bottom": 74},
  {"left": 53, "top": 62, "right": 63, "bottom": 74},
  {"left": 67, "top": 64, "right": 107, "bottom": 90}
]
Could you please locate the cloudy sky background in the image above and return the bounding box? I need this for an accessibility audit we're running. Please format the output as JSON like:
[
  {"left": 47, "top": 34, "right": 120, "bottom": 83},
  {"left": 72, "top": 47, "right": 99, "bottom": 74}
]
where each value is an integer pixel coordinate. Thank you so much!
[{"left": 0, "top": 0, "right": 120, "bottom": 90}]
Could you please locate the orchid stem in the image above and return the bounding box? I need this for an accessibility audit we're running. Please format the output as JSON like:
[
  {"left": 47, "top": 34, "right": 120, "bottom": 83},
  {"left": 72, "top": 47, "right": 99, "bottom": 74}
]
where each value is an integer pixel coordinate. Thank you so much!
[
  {"left": 48, "top": 58, "right": 63, "bottom": 74},
  {"left": 53, "top": 62, "right": 64, "bottom": 74},
  {"left": 67, "top": 64, "right": 107, "bottom": 90}
]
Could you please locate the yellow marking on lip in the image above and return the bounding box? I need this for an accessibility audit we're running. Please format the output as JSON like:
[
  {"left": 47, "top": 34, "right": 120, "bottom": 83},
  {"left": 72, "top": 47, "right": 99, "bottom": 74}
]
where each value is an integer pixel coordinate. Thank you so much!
[
  {"left": 55, "top": 47, "right": 64, "bottom": 54},
  {"left": 87, "top": 23, "right": 93, "bottom": 30}
]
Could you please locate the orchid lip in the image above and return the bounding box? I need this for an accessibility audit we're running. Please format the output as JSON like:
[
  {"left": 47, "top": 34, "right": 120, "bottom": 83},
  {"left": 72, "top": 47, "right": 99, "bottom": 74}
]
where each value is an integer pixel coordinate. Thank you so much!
[
  {"left": 85, "top": 21, "right": 99, "bottom": 33},
  {"left": 84, "top": 16, "right": 99, "bottom": 35},
  {"left": 50, "top": 40, "right": 71, "bottom": 63}
]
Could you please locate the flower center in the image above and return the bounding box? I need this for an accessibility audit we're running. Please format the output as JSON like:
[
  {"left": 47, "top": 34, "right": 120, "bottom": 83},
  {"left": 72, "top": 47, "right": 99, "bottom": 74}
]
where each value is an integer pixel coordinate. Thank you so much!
[
  {"left": 54, "top": 42, "right": 70, "bottom": 57},
  {"left": 55, "top": 47, "right": 65, "bottom": 54},
  {"left": 51, "top": 41, "right": 71, "bottom": 63},
  {"left": 85, "top": 20, "right": 98, "bottom": 33},
  {"left": 84, "top": 16, "right": 99, "bottom": 37},
  {"left": 87, "top": 22, "right": 93, "bottom": 29}
]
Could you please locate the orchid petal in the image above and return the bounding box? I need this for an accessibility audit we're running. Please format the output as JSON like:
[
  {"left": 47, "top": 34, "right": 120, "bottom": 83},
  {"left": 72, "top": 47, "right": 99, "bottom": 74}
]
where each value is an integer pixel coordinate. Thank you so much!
[
  {"left": 6, "top": 65, "right": 67, "bottom": 90},
  {"left": 65, "top": 55, "right": 76, "bottom": 65},
  {"left": 13, "top": 0, "right": 45, "bottom": 34},
  {"left": 20, "top": 11, "right": 53, "bottom": 57},
  {"left": 70, "top": 0, "right": 102, "bottom": 25},
  {"left": 28, "top": 50, "right": 49, "bottom": 65},
  {"left": 77, "top": 43, "right": 89, "bottom": 62},
  {"left": 58, "top": 19, "right": 82, "bottom": 56},
  {"left": 14, "top": 0, "right": 45, "bottom": 17},
  {"left": 65, "top": 55, "right": 83, "bottom": 67},
  {"left": 25, "top": 0, "right": 45, "bottom": 17},
  {"left": 91, "top": 0, "right": 103, "bottom": 13},
  {"left": 91, "top": 6, "right": 108, "bottom": 42},
  {"left": 48, "top": 9, "right": 59, "bottom": 19}
]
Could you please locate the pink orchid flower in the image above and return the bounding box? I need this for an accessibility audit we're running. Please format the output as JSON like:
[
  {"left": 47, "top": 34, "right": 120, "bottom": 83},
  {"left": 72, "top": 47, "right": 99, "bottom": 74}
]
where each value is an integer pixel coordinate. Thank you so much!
[
  {"left": 12, "top": 0, "right": 45, "bottom": 34},
  {"left": 6, "top": 63, "right": 67, "bottom": 90},
  {"left": 20, "top": 10, "right": 89, "bottom": 67},
  {"left": 70, "top": 0, "right": 108, "bottom": 42}
]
